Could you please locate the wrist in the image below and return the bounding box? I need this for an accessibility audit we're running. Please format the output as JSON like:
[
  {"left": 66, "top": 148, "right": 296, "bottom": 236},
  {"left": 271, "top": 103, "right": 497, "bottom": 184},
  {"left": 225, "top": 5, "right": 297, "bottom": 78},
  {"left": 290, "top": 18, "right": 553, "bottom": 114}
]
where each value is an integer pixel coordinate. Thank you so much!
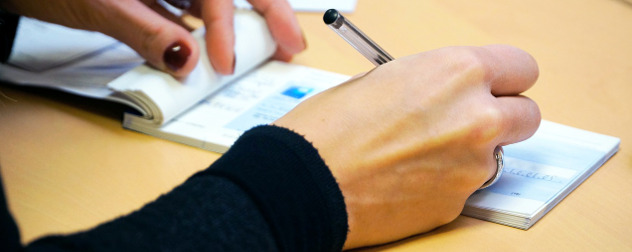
[{"left": 0, "top": 5, "right": 19, "bottom": 63}]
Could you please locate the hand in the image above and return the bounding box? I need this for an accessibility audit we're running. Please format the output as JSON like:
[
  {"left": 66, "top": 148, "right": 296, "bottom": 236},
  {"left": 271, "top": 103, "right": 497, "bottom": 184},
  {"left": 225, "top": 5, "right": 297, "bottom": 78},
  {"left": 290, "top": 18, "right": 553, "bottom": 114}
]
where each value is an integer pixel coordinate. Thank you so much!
[
  {"left": 274, "top": 45, "right": 541, "bottom": 249},
  {"left": 0, "top": 0, "right": 305, "bottom": 77}
]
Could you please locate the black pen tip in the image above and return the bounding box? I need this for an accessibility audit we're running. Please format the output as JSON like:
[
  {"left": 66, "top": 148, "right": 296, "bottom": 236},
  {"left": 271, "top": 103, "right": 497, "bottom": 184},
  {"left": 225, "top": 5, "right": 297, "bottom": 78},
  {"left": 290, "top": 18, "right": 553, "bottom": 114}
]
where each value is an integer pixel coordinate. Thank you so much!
[{"left": 323, "top": 9, "right": 339, "bottom": 24}]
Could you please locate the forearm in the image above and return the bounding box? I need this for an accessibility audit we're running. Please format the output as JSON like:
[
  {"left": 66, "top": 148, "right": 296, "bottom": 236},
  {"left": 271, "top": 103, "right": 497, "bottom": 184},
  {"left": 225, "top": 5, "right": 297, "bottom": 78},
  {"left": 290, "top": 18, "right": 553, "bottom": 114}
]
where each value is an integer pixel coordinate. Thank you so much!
[
  {"left": 24, "top": 125, "right": 348, "bottom": 251},
  {"left": 26, "top": 176, "right": 278, "bottom": 251},
  {"left": 0, "top": 7, "right": 18, "bottom": 63}
]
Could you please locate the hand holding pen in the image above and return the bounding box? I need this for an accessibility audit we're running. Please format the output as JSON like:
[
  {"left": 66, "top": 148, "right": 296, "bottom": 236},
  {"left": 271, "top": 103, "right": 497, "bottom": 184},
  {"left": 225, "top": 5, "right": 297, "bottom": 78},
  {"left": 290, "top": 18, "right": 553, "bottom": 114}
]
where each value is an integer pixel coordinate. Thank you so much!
[{"left": 323, "top": 9, "right": 504, "bottom": 189}]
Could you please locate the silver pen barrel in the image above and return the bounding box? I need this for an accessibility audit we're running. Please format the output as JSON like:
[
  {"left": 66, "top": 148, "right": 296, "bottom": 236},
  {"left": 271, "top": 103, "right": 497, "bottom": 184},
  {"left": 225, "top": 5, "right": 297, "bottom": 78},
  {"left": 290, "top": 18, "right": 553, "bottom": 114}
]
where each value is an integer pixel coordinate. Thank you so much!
[{"left": 324, "top": 9, "right": 394, "bottom": 66}]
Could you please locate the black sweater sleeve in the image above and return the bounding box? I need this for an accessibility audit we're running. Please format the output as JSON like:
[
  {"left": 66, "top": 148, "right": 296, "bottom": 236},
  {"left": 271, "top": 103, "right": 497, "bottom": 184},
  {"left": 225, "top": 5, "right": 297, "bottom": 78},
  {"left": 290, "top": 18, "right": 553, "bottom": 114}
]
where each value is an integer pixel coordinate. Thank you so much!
[
  {"left": 0, "top": 9, "right": 19, "bottom": 63},
  {"left": 1, "top": 125, "right": 348, "bottom": 251}
]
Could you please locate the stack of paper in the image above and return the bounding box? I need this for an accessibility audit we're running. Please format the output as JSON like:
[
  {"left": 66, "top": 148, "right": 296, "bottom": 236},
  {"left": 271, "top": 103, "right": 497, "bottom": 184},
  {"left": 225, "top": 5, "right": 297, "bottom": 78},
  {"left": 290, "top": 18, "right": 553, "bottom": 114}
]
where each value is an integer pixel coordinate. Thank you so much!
[{"left": 463, "top": 120, "right": 620, "bottom": 229}]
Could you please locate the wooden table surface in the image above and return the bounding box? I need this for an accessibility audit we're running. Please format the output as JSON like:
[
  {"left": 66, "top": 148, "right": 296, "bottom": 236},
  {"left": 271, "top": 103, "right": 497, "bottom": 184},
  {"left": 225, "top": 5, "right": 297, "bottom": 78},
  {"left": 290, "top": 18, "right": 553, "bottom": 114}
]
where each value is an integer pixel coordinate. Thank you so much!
[{"left": 1, "top": 0, "right": 631, "bottom": 250}]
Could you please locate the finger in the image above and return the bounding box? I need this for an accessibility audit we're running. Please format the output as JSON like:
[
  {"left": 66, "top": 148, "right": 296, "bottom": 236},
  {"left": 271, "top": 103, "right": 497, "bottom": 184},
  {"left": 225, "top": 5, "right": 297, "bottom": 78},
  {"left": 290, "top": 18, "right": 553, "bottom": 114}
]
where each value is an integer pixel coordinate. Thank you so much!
[
  {"left": 146, "top": 0, "right": 195, "bottom": 31},
  {"left": 480, "top": 95, "right": 540, "bottom": 185},
  {"left": 478, "top": 45, "right": 540, "bottom": 96},
  {"left": 494, "top": 95, "right": 541, "bottom": 146},
  {"left": 100, "top": 1, "right": 199, "bottom": 77},
  {"left": 248, "top": 0, "right": 306, "bottom": 61},
  {"left": 200, "top": 0, "right": 236, "bottom": 74}
]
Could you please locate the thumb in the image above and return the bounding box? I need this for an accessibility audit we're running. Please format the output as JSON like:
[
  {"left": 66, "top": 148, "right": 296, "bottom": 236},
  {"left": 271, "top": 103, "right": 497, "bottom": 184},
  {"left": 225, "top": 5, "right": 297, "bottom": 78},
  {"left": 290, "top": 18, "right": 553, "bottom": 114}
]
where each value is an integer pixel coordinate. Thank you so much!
[{"left": 98, "top": 1, "right": 199, "bottom": 77}]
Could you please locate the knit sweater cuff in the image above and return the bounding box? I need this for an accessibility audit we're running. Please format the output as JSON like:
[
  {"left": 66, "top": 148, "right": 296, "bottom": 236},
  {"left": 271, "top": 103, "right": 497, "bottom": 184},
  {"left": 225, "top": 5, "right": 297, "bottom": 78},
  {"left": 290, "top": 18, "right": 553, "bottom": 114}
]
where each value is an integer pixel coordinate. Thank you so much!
[
  {"left": 0, "top": 11, "right": 19, "bottom": 63},
  {"left": 202, "top": 125, "right": 348, "bottom": 252}
]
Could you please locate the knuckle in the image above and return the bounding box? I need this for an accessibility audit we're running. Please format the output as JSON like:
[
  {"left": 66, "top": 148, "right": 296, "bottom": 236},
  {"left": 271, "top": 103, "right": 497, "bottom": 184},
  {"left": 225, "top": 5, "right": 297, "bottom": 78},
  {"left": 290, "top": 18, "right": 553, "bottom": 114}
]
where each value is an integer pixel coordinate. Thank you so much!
[
  {"left": 467, "top": 104, "right": 505, "bottom": 144},
  {"left": 132, "top": 23, "right": 167, "bottom": 64},
  {"left": 139, "top": 24, "right": 165, "bottom": 51},
  {"left": 448, "top": 47, "right": 491, "bottom": 83}
]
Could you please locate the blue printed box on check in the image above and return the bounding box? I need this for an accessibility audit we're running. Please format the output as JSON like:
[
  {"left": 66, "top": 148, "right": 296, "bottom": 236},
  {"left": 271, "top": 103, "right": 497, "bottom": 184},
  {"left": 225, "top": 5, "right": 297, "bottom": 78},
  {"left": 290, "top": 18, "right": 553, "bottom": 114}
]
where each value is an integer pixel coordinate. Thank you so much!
[{"left": 282, "top": 86, "right": 314, "bottom": 99}]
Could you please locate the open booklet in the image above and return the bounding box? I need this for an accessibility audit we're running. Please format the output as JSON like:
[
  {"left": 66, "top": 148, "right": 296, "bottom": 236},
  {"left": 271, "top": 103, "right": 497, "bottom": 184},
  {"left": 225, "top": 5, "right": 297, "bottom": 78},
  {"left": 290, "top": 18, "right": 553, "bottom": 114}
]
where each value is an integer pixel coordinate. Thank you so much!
[
  {"left": 0, "top": 10, "right": 349, "bottom": 152},
  {"left": 0, "top": 11, "right": 620, "bottom": 229}
]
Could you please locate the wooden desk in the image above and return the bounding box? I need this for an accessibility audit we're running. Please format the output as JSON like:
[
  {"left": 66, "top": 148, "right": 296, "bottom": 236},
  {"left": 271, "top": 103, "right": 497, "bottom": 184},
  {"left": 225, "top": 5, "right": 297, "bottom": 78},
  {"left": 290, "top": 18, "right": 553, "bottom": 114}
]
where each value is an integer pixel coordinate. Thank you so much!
[{"left": 1, "top": 0, "right": 631, "bottom": 250}]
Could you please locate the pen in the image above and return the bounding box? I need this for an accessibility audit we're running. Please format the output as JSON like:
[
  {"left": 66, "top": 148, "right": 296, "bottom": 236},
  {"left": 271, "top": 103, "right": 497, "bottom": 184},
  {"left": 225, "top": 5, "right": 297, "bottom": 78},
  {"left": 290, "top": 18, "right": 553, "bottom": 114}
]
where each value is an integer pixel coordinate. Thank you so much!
[{"left": 323, "top": 9, "right": 394, "bottom": 66}]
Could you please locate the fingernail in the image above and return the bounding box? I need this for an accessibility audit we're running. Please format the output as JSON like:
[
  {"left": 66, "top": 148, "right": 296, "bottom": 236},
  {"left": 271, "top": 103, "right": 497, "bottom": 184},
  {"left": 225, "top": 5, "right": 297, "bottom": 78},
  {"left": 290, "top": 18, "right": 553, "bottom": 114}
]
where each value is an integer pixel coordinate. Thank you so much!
[
  {"left": 231, "top": 53, "right": 236, "bottom": 74},
  {"left": 163, "top": 41, "right": 191, "bottom": 72}
]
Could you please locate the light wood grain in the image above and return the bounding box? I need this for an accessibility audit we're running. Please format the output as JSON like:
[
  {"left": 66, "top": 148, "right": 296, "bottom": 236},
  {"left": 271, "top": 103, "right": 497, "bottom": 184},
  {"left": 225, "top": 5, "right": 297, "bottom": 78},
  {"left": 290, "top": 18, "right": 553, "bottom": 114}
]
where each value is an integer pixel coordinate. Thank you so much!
[{"left": 1, "top": 0, "right": 631, "bottom": 250}]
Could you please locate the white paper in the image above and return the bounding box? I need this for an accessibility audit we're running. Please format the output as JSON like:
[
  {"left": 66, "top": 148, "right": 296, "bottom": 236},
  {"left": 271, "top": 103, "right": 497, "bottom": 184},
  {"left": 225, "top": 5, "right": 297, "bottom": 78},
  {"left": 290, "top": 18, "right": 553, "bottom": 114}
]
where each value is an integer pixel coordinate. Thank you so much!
[
  {"left": 123, "top": 61, "right": 350, "bottom": 153},
  {"left": 8, "top": 17, "right": 121, "bottom": 72},
  {"left": 0, "top": 10, "right": 277, "bottom": 122},
  {"left": 108, "top": 9, "right": 276, "bottom": 125},
  {"left": 234, "top": 0, "right": 358, "bottom": 13},
  {"left": 0, "top": 18, "right": 144, "bottom": 107},
  {"left": 463, "top": 120, "right": 620, "bottom": 229}
]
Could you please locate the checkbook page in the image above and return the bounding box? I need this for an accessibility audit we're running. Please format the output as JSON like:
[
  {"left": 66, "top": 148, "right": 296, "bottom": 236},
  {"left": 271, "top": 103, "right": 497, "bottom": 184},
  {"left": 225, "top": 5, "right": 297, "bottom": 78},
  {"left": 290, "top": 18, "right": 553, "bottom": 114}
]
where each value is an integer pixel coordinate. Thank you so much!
[
  {"left": 140, "top": 61, "right": 349, "bottom": 152},
  {"left": 465, "top": 120, "right": 620, "bottom": 220}
]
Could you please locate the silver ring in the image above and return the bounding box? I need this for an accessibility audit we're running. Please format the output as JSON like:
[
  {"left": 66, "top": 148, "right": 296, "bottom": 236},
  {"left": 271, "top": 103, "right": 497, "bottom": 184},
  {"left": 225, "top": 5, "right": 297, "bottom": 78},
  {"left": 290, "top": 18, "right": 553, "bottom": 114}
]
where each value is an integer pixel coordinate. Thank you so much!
[{"left": 479, "top": 146, "right": 504, "bottom": 189}]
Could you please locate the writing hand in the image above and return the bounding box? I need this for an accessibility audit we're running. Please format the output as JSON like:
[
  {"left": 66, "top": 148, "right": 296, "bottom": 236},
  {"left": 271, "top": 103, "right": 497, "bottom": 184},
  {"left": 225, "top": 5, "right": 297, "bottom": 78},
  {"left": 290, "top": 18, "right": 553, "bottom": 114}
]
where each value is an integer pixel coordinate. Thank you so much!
[{"left": 274, "top": 45, "right": 541, "bottom": 249}]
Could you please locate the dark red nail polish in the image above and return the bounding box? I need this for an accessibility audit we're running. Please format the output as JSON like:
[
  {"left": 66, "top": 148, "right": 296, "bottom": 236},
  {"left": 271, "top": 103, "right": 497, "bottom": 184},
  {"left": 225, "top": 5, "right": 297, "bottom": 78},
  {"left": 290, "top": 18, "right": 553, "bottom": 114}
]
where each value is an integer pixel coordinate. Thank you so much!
[{"left": 163, "top": 41, "right": 191, "bottom": 72}]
